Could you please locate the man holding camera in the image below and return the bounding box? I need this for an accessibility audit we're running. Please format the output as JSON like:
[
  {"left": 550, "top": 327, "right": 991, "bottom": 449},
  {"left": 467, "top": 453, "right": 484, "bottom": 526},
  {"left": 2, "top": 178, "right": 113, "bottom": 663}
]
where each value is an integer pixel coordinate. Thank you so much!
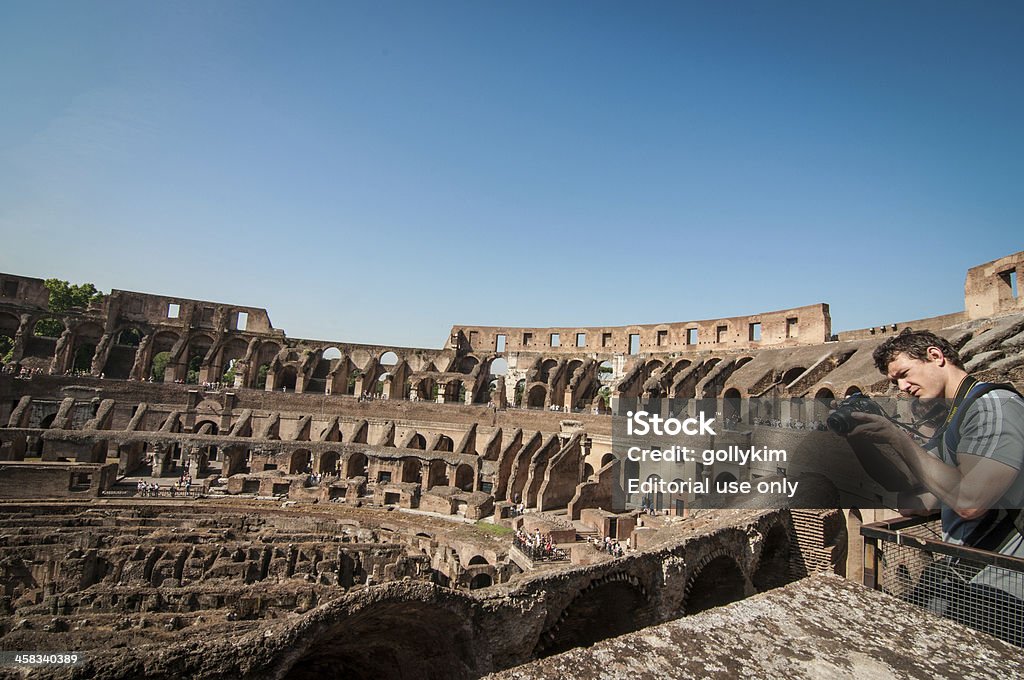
[
  {"left": 847, "top": 330, "right": 1024, "bottom": 556},
  {"left": 844, "top": 329, "right": 1024, "bottom": 644}
]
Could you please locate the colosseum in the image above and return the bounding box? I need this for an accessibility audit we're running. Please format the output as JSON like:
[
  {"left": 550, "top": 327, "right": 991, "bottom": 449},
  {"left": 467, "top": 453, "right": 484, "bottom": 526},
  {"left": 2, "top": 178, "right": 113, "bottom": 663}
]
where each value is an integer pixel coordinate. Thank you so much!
[{"left": 0, "top": 250, "right": 1022, "bottom": 679}]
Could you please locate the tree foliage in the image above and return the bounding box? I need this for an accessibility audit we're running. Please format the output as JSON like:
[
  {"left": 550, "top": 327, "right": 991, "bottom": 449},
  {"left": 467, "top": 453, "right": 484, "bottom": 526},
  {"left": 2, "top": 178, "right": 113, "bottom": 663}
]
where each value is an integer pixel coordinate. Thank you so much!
[
  {"left": 0, "top": 335, "right": 13, "bottom": 363},
  {"left": 186, "top": 354, "right": 202, "bottom": 384},
  {"left": 151, "top": 352, "right": 171, "bottom": 382},
  {"left": 35, "top": 279, "right": 105, "bottom": 337},
  {"left": 222, "top": 358, "right": 237, "bottom": 386}
]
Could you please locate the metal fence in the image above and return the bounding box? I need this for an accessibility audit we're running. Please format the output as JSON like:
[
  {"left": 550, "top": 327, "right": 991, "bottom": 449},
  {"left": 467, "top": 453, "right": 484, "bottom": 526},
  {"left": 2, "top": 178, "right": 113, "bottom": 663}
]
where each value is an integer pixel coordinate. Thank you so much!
[{"left": 862, "top": 514, "right": 1024, "bottom": 647}]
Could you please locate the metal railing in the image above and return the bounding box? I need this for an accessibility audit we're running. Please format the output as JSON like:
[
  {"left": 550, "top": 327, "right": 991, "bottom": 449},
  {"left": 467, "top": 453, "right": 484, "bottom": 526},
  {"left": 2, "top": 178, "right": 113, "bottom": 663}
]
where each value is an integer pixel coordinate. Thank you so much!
[{"left": 862, "top": 514, "right": 1024, "bottom": 647}]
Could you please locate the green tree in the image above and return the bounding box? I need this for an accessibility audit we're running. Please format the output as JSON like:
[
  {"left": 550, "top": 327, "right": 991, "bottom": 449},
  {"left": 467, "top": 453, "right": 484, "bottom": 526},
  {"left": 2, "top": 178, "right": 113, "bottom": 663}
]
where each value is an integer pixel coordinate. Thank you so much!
[
  {"left": 222, "top": 359, "right": 237, "bottom": 386},
  {"left": 36, "top": 279, "right": 105, "bottom": 337},
  {"left": 257, "top": 362, "right": 270, "bottom": 389},
  {"left": 0, "top": 335, "right": 13, "bottom": 363},
  {"left": 151, "top": 352, "right": 171, "bottom": 382},
  {"left": 186, "top": 354, "right": 202, "bottom": 384}
]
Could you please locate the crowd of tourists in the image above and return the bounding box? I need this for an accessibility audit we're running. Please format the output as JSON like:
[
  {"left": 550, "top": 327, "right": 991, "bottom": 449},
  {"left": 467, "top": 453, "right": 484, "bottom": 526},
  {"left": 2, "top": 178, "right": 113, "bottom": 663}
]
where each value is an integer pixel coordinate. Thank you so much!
[
  {"left": 3, "top": 365, "right": 45, "bottom": 379},
  {"left": 588, "top": 535, "right": 626, "bottom": 558},
  {"left": 305, "top": 471, "right": 338, "bottom": 486},
  {"left": 135, "top": 478, "right": 199, "bottom": 498},
  {"left": 752, "top": 417, "right": 828, "bottom": 431},
  {"left": 513, "top": 529, "right": 566, "bottom": 562}
]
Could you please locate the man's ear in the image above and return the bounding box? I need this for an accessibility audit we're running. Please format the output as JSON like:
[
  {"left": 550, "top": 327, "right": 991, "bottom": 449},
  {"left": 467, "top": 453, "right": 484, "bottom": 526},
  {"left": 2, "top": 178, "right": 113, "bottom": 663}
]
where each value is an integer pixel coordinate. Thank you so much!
[{"left": 926, "top": 346, "right": 946, "bottom": 365}]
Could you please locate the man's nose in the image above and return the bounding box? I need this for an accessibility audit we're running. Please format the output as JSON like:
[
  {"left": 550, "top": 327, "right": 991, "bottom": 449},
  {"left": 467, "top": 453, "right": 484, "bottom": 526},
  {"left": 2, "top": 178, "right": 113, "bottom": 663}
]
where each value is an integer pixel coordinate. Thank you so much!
[{"left": 898, "top": 379, "right": 911, "bottom": 392}]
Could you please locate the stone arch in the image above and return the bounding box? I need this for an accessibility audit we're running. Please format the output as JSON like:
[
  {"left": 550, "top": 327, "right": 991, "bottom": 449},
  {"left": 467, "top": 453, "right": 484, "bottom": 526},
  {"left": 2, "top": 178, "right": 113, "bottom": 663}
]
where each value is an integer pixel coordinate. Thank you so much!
[
  {"left": 723, "top": 387, "right": 742, "bottom": 421},
  {"left": 282, "top": 596, "right": 480, "bottom": 680},
  {"left": 646, "top": 474, "right": 664, "bottom": 511},
  {"left": 537, "top": 359, "right": 558, "bottom": 383},
  {"left": 221, "top": 445, "right": 249, "bottom": 476},
  {"left": 32, "top": 316, "right": 63, "bottom": 338},
  {"left": 697, "top": 358, "right": 724, "bottom": 398},
  {"left": 115, "top": 326, "right": 144, "bottom": 346},
  {"left": 814, "top": 387, "right": 836, "bottom": 422},
  {"left": 345, "top": 452, "right": 368, "bottom": 479},
  {"left": 427, "top": 459, "right": 448, "bottom": 488},
  {"left": 218, "top": 338, "right": 249, "bottom": 385},
  {"left": 0, "top": 312, "right": 20, "bottom": 334},
  {"left": 527, "top": 385, "right": 546, "bottom": 408},
  {"left": 683, "top": 554, "right": 747, "bottom": 615},
  {"left": 455, "top": 355, "right": 478, "bottom": 375},
  {"left": 322, "top": 347, "right": 342, "bottom": 361},
  {"left": 71, "top": 321, "right": 104, "bottom": 373},
  {"left": 408, "top": 433, "right": 426, "bottom": 450},
  {"left": 252, "top": 342, "right": 281, "bottom": 389},
  {"left": 644, "top": 358, "right": 664, "bottom": 374},
  {"left": 0, "top": 313, "right": 20, "bottom": 363},
  {"left": 453, "top": 464, "right": 474, "bottom": 491},
  {"left": 434, "top": 435, "right": 454, "bottom": 453},
  {"left": 781, "top": 366, "right": 806, "bottom": 386},
  {"left": 845, "top": 385, "right": 863, "bottom": 397},
  {"left": 489, "top": 357, "right": 508, "bottom": 375},
  {"left": 401, "top": 458, "right": 422, "bottom": 483},
  {"left": 151, "top": 330, "right": 179, "bottom": 352},
  {"left": 467, "top": 555, "right": 488, "bottom": 566},
  {"left": 318, "top": 451, "right": 341, "bottom": 475},
  {"left": 147, "top": 331, "right": 179, "bottom": 382},
  {"left": 379, "top": 351, "right": 399, "bottom": 367},
  {"left": 278, "top": 365, "right": 298, "bottom": 392},
  {"left": 194, "top": 419, "right": 219, "bottom": 435},
  {"left": 96, "top": 325, "right": 144, "bottom": 379},
  {"left": 752, "top": 523, "right": 792, "bottom": 592},
  {"left": 469, "top": 573, "right": 493, "bottom": 590},
  {"left": 600, "top": 452, "right": 615, "bottom": 467},
  {"left": 416, "top": 378, "right": 436, "bottom": 402},
  {"left": 536, "top": 573, "right": 652, "bottom": 658},
  {"left": 372, "top": 371, "right": 388, "bottom": 396},
  {"left": 513, "top": 379, "right": 526, "bottom": 407},
  {"left": 582, "top": 463, "right": 594, "bottom": 480},
  {"left": 289, "top": 449, "right": 312, "bottom": 474},
  {"left": 668, "top": 478, "right": 687, "bottom": 515},
  {"left": 184, "top": 334, "right": 214, "bottom": 384},
  {"left": 714, "top": 471, "right": 737, "bottom": 486}
]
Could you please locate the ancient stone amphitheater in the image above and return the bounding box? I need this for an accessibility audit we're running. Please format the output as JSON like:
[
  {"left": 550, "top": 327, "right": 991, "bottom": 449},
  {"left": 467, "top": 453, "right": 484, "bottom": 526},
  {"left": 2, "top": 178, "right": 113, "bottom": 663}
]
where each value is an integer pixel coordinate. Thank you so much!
[{"left": 0, "top": 251, "right": 1021, "bottom": 679}]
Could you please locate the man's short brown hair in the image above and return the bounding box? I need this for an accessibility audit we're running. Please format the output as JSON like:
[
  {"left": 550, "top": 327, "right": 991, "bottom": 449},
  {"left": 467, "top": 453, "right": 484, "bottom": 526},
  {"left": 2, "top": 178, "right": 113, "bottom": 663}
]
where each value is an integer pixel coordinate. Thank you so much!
[{"left": 872, "top": 329, "right": 965, "bottom": 373}]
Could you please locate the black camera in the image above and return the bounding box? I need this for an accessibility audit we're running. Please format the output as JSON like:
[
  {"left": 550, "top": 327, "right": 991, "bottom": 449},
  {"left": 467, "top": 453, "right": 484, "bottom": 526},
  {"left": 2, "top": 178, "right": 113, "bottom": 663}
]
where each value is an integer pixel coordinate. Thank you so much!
[{"left": 827, "top": 393, "right": 885, "bottom": 435}]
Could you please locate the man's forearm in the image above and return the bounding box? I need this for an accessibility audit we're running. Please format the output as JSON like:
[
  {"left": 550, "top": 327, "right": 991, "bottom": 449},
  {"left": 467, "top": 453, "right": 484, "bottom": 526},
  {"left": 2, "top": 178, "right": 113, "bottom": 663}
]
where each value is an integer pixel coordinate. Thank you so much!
[
  {"left": 889, "top": 429, "right": 1010, "bottom": 518},
  {"left": 897, "top": 487, "right": 939, "bottom": 516}
]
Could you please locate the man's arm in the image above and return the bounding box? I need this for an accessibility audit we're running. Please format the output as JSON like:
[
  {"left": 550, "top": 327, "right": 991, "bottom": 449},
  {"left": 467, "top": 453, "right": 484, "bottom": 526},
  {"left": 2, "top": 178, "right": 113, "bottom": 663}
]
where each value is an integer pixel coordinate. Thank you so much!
[
  {"left": 848, "top": 411, "right": 1018, "bottom": 519},
  {"left": 896, "top": 487, "right": 940, "bottom": 517}
]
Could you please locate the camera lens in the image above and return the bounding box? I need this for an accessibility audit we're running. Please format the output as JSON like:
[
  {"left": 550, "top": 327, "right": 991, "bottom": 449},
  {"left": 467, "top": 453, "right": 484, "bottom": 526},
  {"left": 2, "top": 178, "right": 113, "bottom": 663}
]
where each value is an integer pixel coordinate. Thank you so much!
[{"left": 826, "top": 410, "right": 853, "bottom": 435}]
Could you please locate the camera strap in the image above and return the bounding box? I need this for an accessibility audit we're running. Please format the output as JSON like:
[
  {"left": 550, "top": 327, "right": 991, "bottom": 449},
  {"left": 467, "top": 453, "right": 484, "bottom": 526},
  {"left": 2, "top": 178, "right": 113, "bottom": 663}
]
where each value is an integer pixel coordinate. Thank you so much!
[{"left": 930, "top": 378, "right": 1023, "bottom": 456}]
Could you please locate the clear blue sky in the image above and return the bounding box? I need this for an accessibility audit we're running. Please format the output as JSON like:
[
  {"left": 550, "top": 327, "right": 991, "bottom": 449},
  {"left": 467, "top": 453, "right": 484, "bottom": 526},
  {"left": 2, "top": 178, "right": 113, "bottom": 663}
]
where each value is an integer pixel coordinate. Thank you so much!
[{"left": 1, "top": 1, "right": 1021, "bottom": 347}]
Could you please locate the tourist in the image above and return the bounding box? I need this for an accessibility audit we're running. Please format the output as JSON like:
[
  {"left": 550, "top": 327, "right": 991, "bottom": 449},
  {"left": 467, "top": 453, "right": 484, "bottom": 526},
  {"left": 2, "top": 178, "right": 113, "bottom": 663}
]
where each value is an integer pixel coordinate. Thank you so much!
[{"left": 842, "top": 330, "right": 1024, "bottom": 641}]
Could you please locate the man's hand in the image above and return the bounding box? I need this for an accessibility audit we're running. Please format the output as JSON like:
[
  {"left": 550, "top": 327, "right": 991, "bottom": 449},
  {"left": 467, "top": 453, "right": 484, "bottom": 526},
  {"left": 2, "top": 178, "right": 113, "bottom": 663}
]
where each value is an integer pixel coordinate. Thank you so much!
[
  {"left": 846, "top": 411, "right": 907, "bottom": 448},
  {"left": 841, "top": 408, "right": 1017, "bottom": 520}
]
